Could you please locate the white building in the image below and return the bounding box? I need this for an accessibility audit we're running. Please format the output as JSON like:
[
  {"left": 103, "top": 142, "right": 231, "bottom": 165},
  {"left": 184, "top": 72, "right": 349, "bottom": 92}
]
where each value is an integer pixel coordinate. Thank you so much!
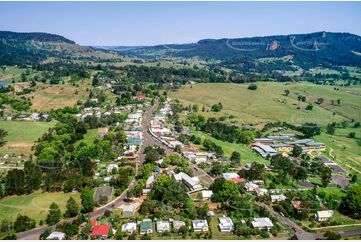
[
  {"left": 202, "top": 190, "right": 213, "bottom": 200},
  {"left": 192, "top": 220, "right": 209, "bottom": 232},
  {"left": 252, "top": 218, "right": 274, "bottom": 230},
  {"left": 218, "top": 216, "right": 234, "bottom": 232},
  {"left": 271, "top": 194, "right": 287, "bottom": 202},
  {"left": 122, "top": 222, "right": 137, "bottom": 234},
  {"left": 107, "top": 164, "right": 118, "bottom": 173},
  {"left": 46, "top": 231, "right": 66, "bottom": 240},
  {"left": 173, "top": 172, "right": 202, "bottom": 191},
  {"left": 156, "top": 221, "right": 171, "bottom": 233},
  {"left": 315, "top": 210, "right": 334, "bottom": 222},
  {"left": 222, "top": 172, "right": 240, "bottom": 180}
]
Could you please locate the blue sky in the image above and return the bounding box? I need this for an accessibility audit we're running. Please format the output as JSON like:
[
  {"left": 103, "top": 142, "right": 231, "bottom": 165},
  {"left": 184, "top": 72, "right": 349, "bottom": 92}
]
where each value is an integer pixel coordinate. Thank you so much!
[{"left": 0, "top": 1, "right": 360, "bottom": 46}]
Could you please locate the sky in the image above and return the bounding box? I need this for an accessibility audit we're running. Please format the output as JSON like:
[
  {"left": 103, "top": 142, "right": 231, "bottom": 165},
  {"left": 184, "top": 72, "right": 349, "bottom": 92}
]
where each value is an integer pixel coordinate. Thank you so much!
[{"left": 0, "top": 1, "right": 361, "bottom": 46}]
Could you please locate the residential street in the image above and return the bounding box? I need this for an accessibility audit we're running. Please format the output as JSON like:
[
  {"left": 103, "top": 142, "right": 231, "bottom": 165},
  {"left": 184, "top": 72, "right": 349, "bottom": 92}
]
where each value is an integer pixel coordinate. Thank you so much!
[{"left": 256, "top": 201, "right": 323, "bottom": 240}]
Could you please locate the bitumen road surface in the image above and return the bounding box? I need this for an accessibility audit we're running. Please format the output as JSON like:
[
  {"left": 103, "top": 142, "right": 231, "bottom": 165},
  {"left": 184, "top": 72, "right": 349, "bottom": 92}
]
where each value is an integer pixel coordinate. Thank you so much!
[{"left": 338, "top": 228, "right": 361, "bottom": 237}]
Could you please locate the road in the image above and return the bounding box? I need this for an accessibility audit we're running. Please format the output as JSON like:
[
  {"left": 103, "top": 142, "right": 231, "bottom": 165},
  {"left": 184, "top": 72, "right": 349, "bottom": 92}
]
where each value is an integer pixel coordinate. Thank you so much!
[
  {"left": 256, "top": 202, "right": 323, "bottom": 240},
  {"left": 17, "top": 103, "right": 158, "bottom": 240},
  {"left": 338, "top": 228, "right": 361, "bottom": 237}
]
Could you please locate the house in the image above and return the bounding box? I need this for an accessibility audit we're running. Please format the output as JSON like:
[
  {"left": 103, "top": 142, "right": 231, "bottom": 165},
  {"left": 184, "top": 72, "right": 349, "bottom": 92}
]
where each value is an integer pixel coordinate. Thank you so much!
[
  {"left": 251, "top": 218, "right": 274, "bottom": 230},
  {"left": 230, "top": 177, "right": 245, "bottom": 184},
  {"left": 245, "top": 182, "right": 259, "bottom": 192},
  {"left": 107, "top": 164, "right": 118, "bottom": 173},
  {"left": 291, "top": 200, "right": 303, "bottom": 211},
  {"left": 122, "top": 204, "right": 135, "bottom": 217},
  {"left": 192, "top": 220, "right": 209, "bottom": 232},
  {"left": 253, "top": 138, "right": 275, "bottom": 145},
  {"left": 315, "top": 210, "right": 334, "bottom": 222},
  {"left": 46, "top": 231, "right": 65, "bottom": 240},
  {"left": 202, "top": 190, "right": 213, "bottom": 200},
  {"left": 146, "top": 174, "right": 155, "bottom": 188},
  {"left": 156, "top": 221, "right": 171, "bottom": 233},
  {"left": 271, "top": 143, "right": 293, "bottom": 153},
  {"left": 90, "top": 220, "right": 111, "bottom": 238},
  {"left": 142, "top": 189, "right": 151, "bottom": 195},
  {"left": 173, "top": 172, "right": 202, "bottom": 191},
  {"left": 271, "top": 194, "right": 287, "bottom": 202},
  {"left": 218, "top": 216, "right": 234, "bottom": 232},
  {"left": 172, "top": 220, "right": 186, "bottom": 231},
  {"left": 122, "top": 222, "right": 137, "bottom": 234},
  {"left": 252, "top": 143, "right": 277, "bottom": 158},
  {"left": 222, "top": 172, "right": 240, "bottom": 180},
  {"left": 139, "top": 219, "right": 153, "bottom": 235}
]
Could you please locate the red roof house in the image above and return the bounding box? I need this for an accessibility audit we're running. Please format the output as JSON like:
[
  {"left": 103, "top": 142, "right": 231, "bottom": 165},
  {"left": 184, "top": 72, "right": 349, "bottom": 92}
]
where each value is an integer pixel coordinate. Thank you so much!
[
  {"left": 90, "top": 220, "right": 111, "bottom": 238},
  {"left": 230, "top": 177, "right": 245, "bottom": 184}
]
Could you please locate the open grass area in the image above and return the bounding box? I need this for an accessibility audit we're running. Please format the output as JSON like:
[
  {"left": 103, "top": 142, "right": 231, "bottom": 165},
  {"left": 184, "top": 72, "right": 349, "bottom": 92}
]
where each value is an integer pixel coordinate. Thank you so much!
[
  {"left": 314, "top": 128, "right": 361, "bottom": 174},
  {"left": 19, "top": 80, "right": 91, "bottom": 111},
  {"left": 0, "top": 191, "right": 80, "bottom": 224},
  {"left": 191, "top": 130, "right": 267, "bottom": 165},
  {"left": 75, "top": 128, "right": 98, "bottom": 146},
  {"left": 0, "top": 121, "right": 56, "bottom": 158},
  {"left": 170, "top": 82, "right": 361, "bottom": 126}
]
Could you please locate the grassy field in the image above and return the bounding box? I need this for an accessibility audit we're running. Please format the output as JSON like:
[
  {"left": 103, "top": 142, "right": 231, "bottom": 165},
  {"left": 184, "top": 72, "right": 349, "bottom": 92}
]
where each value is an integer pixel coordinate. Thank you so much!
[
  {"left": 0, "top": 191, "right": 80, "bottom": 224},
  {"left": 0, "top": 121, "right": 56, "bottom": 158},
  {"left": 75, "top": 128, "right": 98, "bottom": 146},
  {"left": 191, "top": 130, "right": 267, "bottom": 165},
  {"left": 170, "top": 82, "right": 361, "bottom": 126},
  {"left": 314, "top": 127, "right": 361, "bottom": 175}
]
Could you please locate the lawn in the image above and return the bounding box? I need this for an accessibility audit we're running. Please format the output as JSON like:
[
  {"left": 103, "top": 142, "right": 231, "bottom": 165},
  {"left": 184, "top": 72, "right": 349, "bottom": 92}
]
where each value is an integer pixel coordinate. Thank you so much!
[
  {"left": 169, "top": 82, "right": 361, "bottom": 126},
  {"left": 0, "top": 121, "right": 56, "bottom": 158},
  {"left": 0, "top": 191, "right": 80, "bottom": 224},
  {"left": 314, "top": 128, "right": 361, "bottom": 175},
  {"left": 75, "top": 128, "right": 98, "bottom": 146},
  {"left": 191, "top": 130, "right": 267, "bottom": 165}
]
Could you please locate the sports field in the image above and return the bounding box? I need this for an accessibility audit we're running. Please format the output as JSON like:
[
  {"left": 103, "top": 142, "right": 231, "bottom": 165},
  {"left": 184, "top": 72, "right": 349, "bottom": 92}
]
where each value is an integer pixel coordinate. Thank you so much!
[
  {"left": 0, "top": 121, "right": 56, "bottom": 158},
  {"left": 0, "top": 191, "right": 80, "bottom": 224},
  {"left": 170, "top": 82, "right": 361, "bottom": 126}
]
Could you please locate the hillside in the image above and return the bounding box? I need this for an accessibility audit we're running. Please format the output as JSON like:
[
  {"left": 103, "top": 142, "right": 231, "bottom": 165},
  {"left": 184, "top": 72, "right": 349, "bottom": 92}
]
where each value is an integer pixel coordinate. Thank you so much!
[
  {"left": 0, "top": 31, "right": 118, "bottom": 65},
  {"left": 110, "top": 32, "right": 361, "bottom": 71},
  {"left": 169, "top": 82, "right": 361, "bottom": 126}
]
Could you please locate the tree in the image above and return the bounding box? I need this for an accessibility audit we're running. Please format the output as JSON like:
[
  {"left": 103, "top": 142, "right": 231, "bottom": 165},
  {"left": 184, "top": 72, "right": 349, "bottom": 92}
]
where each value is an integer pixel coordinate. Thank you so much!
[
  {"left": 210, "top": 178, "right": 240, "bottom": 202},
  {"left": 64, "top": 197, "right": 79, "bottom": 218},
  {"left": 211, "top": 102, "right": 223, "bottom": 112},
  {"left": 81, "top": 188, "right": 95, "bottom": 213},
  {"left": 292, "top": 145, "right": 303, "bottom": 157},
  {"left": 305, "top": 103, "right": 313, "bottom": 110},
  {"left": 5, "top": 169, "right": 25, "bottom": 195},
  {"left": 324, "top": 231, "right": 341, "bottom": 240},
  {"left": 293, "top": 167, "right": 308, "bottom": 181},
  {"left": 326, "top": 123, "right": 336, "bottom": 135},
  {"left": 320, "top": 167, "right": 332, "bottom": 187},
  {"left": 248, "top": 84, "right": 257, "bottom": 90},
  {"left": 24, "top": 161, "right": 42, "bottom": 194},
  {"left": 39, "top": 228, "right": 51, "bottom": 240},
  {"left": 13, "top": 215, "right": 35, "bottom": 232},
  {"left": 0, "top": 129, "right": 7, "bottom": 147},
  {"left": 284, "top": 89, "right": 290, "bottom": 96},
  {"left": 342, "top": 184, "right": 361, "bottom": 218},
  {"left": 230, "top": 151, "right": 241, "bottom": 162},
  {"left": 63, "top": 222, "right": 79, "bottom": 239},
  {"left": 46, "top": 202, "right": 61, "bottom": 225}
]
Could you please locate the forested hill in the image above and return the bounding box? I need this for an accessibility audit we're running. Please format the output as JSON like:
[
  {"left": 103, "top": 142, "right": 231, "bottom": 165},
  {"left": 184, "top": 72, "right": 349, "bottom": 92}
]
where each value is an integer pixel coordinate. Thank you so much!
[
  {"left": 109, "top": 32, "right": 361, "bottom": 69},
  {"left": 0, "top": 31, "right": 117, "bottom": 65}
]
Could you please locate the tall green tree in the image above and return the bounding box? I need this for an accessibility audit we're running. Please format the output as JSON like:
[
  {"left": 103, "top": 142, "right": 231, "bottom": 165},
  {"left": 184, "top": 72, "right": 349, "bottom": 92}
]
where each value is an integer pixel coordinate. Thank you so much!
[
  {"left": 81, "top": 188, "right": 95, "bottom": 213},
  {"left": 64, "top": 197, "right": 79, "bottom": 218},
  {"left": 46, "top": 202, "right": 61, "bottom": 225}
]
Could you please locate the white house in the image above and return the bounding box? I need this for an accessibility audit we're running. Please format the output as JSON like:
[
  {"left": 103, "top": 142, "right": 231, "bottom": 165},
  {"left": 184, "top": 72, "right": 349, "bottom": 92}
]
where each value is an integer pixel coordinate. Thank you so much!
[
  {"left": 252, "top": 218, "right": 274, "bottom": 230},
  {"left": 172, "top": 220, "right": 186, "bottom": 231},
  {"left": 218, "top": 216, "right": 234, "bottom": 232},
  {"left": 192, "top": 220, "right": 209, "bottom": 232},
  {"left": 121, "top": 222, "right": 137, "bottom": 234},
  {"left": 271, "top": 194, "right": 287, "bottom": 202},
  {"left": 156, "top": 221, "right": 171, "bottom": 233},
  {"left": 315, "top": 210, "right": 334, "bottom": 222},
  {"left": 46, "top": 231, "right": 66, "bottom": 240},
  {"left": 107, "top": 164, "right": 118, "bottom": 173},
  {"left": 222, "top": 172, "right": 240, "bottom": 180},
  {"left": 202, "top": 190, "right": 213, "bottom": 200}
]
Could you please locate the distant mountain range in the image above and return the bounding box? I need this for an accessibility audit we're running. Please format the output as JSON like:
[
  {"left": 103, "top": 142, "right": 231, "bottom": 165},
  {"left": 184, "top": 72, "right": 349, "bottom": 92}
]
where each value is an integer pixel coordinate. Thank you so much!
[
  {"left": 99, "top": 31, "right": 361, "bottom": 69},
  {"left": 1, "top": 30, "right": 361, "bottom": 70},
  {"left": 0, "top": 31, "right": 116, "bottom": 65}
]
